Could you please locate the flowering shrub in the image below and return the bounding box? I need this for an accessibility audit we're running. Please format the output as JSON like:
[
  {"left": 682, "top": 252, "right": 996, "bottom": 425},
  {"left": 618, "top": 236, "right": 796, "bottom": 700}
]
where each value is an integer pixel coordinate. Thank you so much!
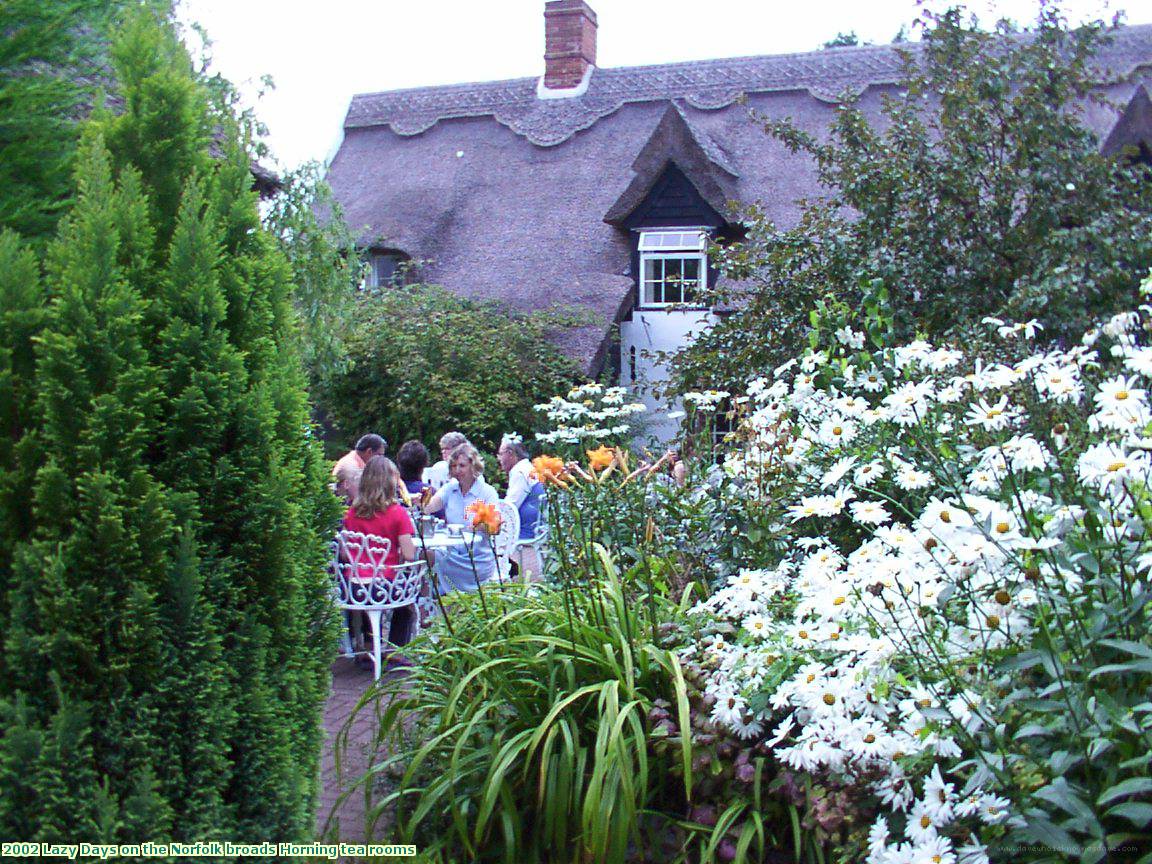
[
  {"left": 686, "top": 277, "right": 1152, "bottom": 863},
  {"left": 535, "top": 382, "right": 648, "bottom": 447},
  {"left": 362, "top": 270, "right": 1152, "bottom": 864}
]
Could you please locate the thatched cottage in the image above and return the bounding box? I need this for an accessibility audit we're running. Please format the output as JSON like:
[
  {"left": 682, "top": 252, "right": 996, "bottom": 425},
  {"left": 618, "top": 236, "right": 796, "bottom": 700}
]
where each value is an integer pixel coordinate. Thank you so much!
[{"left": 325, "top": 0, "right": 1152, "bottom": 437}]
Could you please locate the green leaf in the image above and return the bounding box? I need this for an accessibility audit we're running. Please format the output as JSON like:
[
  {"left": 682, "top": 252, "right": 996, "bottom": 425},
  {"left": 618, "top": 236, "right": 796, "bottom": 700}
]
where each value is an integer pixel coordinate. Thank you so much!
[
  {"left": 1090, "top": 659, "right": 1152, "bottom": 678},
  {"left": 1016, "top": 723, "right": 1053, "bottom": 738},
  {"left": 1100, "top": 639, "right": 1152, "bottom": 659},
  {"left": 1036, "top": 778, "right": 1096, "bottom": 824},
  {"left": 1021, "top": 814, "right": 1081, "bottom": 857},
  {"left": 1105, "top": 802, "right": 1152, "bottom": 828},
  {"left": 1099, "top": 778, "right": 1152, "bottom": 807}
]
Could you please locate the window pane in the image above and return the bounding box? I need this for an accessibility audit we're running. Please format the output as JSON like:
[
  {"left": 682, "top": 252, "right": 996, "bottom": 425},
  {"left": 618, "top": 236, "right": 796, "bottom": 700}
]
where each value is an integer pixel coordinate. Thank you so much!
[
  {"left": 639, "top": 230, "right": 706, "bottom": 251},
  {"left": 667, "top": 258, "right": 685, "bottom": 303},
  {"left": 643, "top": 258, "right": 660, "bottom": 304},
  {"left": 368, "top": 252, "right": 405, "bottom": 288},
  {"left": 683, "top": 258, "right": 700, "bottom": 303}
]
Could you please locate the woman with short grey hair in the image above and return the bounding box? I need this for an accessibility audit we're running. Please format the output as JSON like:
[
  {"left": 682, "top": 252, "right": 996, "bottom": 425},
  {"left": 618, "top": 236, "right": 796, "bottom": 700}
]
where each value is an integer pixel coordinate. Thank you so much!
[{"left": 423, "top": 430, "right": 470, "bottom": 489}]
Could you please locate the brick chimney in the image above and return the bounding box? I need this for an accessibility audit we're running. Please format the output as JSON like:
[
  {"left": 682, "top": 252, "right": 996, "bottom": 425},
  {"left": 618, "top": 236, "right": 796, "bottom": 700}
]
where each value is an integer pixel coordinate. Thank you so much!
[{"left": 543, "top": 0, "right": 597, "bottom": 91}]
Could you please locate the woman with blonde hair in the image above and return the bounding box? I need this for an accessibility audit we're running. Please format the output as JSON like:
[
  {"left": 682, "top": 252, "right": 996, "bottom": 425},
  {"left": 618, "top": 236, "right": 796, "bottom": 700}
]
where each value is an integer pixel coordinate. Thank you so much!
[
  {"left": 422, "top": 443, "right": 499, "bottom": 594},
  {"left": 342, "top": 455, "right": 418, "bottom": 655}
]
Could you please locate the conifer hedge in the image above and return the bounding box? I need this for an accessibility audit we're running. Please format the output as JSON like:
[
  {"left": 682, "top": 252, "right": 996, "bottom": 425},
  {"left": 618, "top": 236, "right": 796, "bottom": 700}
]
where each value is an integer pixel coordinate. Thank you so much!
[{"left": 0, "top": 10, "right": 336, "bottom": 842}]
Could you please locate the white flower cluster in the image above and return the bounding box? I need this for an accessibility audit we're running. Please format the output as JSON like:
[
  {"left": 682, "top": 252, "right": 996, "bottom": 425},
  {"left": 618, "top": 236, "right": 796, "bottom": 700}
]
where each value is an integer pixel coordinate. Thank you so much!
[
  {"left": 692, "top": 300, "right": 1152, "bottom": 864},
  {"left": 534, "top": 382, "right": 647, "bottom": 445},
  {"left": 682, "top": 389, "right": 731, "bottom": 410}
]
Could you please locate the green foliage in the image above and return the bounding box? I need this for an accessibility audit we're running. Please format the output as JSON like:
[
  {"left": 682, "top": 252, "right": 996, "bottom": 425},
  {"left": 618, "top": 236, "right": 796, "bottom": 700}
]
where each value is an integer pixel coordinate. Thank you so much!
[
  {"left": 0, "top": 233, "right": 47, "bottom": 631},
  {"left": 262, "top": 162, "right": 362, "bottom": 384},
  {"left": 674, "top": 7, "right": 1152, "bottom": 393},
  {"left": 0, "top": 8, "right": 337, "bottom": 841},
  {"left": 319, "top": 285, "right": 580, "bottom": 453},
  {"left": 0, "top": 0, "right": 153, "bottom": 242},
  {"left": 359, "top": 551, "right": 694, "bottom": 863},
  {"left": 822, "top": 32, "right": 860, "bottom": 48}
]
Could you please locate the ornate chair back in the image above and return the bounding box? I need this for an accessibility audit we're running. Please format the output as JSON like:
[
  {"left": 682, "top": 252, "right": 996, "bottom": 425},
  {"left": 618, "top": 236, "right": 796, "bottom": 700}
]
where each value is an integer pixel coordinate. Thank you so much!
[
  {"left": 493, "top": 501, "right": 520, "bottom": 581},
  {"left": 332, "top": 530, "right": 426, "bottom": 679}
]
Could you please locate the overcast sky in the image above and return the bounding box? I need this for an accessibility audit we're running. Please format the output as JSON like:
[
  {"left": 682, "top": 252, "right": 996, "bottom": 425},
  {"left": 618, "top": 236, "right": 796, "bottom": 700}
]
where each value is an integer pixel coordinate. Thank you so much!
[{"left": 175, "top": 0, "right": 1150, "bottom": 170}]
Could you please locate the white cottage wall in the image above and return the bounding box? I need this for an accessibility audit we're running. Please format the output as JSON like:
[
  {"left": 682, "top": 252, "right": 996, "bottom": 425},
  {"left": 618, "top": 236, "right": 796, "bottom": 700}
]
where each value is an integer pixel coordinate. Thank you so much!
[{"left": 620, "top": 309, "right": 714, "bottom": 443}]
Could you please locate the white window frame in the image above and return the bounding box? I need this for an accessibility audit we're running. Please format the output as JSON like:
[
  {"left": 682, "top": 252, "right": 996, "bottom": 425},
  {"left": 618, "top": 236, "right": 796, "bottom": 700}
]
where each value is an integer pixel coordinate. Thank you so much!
[{"left": 637, "top": 229, "right": 708, "bottom": 309}]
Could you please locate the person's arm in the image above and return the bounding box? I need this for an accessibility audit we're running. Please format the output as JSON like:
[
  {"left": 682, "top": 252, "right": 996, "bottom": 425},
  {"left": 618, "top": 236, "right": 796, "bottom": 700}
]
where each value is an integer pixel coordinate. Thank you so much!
[
  {"left": 423, "top": 478, "right": 458, "bottom": 514},
  {"left": 505, "top": 464, "right": 530, "bottom": 508},
  {"left": 398, "top": 533, "right": 416, "bottom": 563}
]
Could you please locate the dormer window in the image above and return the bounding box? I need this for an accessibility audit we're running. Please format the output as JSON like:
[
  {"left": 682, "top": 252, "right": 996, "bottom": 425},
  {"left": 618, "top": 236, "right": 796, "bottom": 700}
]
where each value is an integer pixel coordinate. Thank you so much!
[
  {"left": 638, "top": 230, "right": 707, "bottom": 307},
  {"left": 365, "top": 249, "right": 409, "bottom": 289}
]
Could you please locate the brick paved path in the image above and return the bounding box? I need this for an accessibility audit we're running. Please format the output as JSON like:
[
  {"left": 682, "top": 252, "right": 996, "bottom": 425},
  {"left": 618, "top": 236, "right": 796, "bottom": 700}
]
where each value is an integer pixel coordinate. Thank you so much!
[{"left": 316, "top": 657, "right": 381, "bottom": 843}]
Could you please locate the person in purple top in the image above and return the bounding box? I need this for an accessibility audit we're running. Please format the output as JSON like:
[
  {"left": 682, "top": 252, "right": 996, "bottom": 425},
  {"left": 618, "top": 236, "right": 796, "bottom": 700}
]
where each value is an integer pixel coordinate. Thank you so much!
[{"left": 396, "top": 439, "right": 431, "bottom": 498}]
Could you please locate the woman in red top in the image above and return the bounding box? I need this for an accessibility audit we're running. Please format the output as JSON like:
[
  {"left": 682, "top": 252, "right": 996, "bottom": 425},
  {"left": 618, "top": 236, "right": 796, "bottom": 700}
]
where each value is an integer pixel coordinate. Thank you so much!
[{"left": 342, "top": 456, "right": 418, "bottom": 653}]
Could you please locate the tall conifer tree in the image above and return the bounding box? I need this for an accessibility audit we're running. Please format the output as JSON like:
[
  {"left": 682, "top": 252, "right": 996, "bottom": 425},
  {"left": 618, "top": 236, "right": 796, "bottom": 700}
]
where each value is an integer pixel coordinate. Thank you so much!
[{"left": 0, "top": 9, "right": 335, "bottom": 840}]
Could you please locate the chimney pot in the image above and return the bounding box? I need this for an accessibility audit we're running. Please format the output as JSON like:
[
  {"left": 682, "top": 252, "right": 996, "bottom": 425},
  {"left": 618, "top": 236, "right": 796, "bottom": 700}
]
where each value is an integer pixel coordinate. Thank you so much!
[{"left": 543, "top": 0, "right": 597, "bottom": 91}]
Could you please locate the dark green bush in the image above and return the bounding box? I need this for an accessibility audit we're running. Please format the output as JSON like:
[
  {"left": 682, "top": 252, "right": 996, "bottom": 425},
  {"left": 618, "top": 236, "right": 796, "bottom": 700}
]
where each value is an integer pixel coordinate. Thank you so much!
[
  {"left": 0, "top": 9, "right": 336, "bottom": 841},
  {"left": 318, "top": 285, "right": 581, "bottom": 453}
]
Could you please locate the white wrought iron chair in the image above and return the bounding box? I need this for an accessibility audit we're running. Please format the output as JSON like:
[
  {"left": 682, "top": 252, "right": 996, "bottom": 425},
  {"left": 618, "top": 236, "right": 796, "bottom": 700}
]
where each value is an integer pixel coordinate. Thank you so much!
[
  {"left": 332, "top": 530, "right": 427, "bottom": 680},
  {"left": 492, "top": 501, "right": 520, "bottom": 582}
]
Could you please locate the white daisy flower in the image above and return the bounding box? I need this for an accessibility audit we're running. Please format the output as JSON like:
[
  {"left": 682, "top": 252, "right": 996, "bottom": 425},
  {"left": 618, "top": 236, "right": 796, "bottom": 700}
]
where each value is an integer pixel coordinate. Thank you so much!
[
  {"left": 821, "top": 455, "right": 858, "bottom": 488},
  {"left": 1077, "top": 443, "right": 1151, "bottom": 491},
  {"left": 851, "top": 500, "right": 892, "bottom": 525},
  {"left": 921, "top": 765, "right": 956, "bottom": 823},
  {"left": 860, "top": 367, "right": 886, "bottom": 392},
  {"left": 896, "top": 465, "right": 933, "bottom": 490},
  {"left": 965, "top": 395, "right": 1018, "bottom": 431},
  {"left": 854, "top": 461, "right": 886, "bottom": 486}
]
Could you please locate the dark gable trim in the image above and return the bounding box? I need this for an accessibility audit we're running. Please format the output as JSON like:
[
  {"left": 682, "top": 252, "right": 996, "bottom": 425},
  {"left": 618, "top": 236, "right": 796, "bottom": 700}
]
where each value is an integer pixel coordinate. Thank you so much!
[
  {"left": 604, "top": 102, "right": 737, "bottom": 226},
  {"left": 1102, "top": 84, "right": 1152, "bottom": 162},
  {"left": 615, "top": 162, "right": 732, "bottom": 321},
  {"left": 622, "top": 162, "right": 727, "bottom": 231}
]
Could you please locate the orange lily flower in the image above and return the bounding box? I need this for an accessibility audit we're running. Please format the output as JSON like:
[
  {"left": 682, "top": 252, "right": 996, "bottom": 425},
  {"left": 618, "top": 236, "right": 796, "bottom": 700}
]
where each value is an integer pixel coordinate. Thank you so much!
[
  {"left": 466, "top": 501, "right": 503, "bottom": 535},
  {"left": 586, "top": 445, "right": 615, "bottom": 472},
  {"left": 531, "top": 455, "right": 569, "bottom": 486}
]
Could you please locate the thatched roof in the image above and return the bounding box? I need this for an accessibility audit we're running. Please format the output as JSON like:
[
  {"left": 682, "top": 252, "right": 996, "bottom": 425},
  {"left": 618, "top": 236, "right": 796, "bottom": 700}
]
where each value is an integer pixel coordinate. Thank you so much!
[{"left": 327, "top": 24, "right": 1152, "bottom": 373}]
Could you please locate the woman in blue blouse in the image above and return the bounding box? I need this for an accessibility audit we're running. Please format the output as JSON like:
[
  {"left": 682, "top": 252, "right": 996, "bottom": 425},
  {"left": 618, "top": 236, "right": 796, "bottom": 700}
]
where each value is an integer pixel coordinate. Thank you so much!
[{"left": 422, "top": 443, "right": 499, "bottom": 594}]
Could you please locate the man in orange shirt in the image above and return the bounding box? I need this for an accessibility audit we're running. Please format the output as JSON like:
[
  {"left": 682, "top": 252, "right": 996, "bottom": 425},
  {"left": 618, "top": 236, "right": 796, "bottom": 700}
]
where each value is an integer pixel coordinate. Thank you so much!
[{"left": 332, "top": 433, "right": 386, "bottom": 502}]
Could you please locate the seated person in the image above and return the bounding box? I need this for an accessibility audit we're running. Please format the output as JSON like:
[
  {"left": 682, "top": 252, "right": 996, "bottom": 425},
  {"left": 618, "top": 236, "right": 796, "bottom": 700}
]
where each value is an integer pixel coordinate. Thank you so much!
[
  {"left": 497, "top": 435, "right": 545, "bottom": 577},
  {"left": 422, "top": 443, "right": 499, "bottom": 594},
  {"left": 397, "top": 439, "right": 431, "bottom": 499},
  {"left": 332, "top": 433, "right": 386, "bottom": 503},
  {"left": 341, "top": 455, "right": 418, "bottom": 651},
  {"left": 423, "top": 430, "right": 469, "bottom": 489}
]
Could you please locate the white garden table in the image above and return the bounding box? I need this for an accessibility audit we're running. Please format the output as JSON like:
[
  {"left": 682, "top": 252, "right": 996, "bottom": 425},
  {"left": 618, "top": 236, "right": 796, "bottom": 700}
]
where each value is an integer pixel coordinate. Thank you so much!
[{"left": 415, "top": 530, "right": 480, "bottom": 551}]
